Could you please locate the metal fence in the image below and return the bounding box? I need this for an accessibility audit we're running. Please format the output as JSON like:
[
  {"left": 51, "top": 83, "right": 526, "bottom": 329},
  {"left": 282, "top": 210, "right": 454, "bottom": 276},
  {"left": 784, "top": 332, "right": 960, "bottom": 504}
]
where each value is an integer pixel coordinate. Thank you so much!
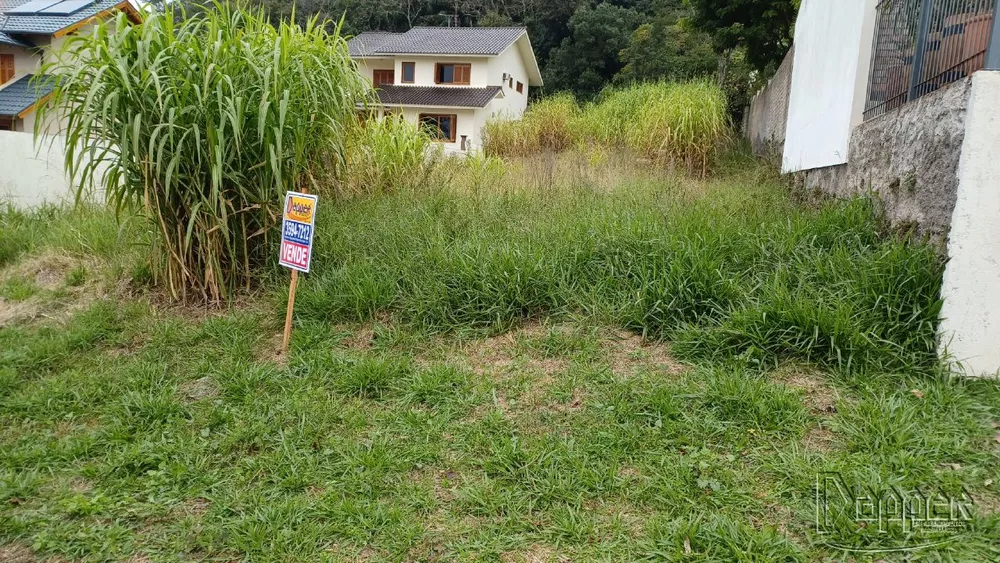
[{"left": 864, "top": 0, "right": 998, "bottom": 121}]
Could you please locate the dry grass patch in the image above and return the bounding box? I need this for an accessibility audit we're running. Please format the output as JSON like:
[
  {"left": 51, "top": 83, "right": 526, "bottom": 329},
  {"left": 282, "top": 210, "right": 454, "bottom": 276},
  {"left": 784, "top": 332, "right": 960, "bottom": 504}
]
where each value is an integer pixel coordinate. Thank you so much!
[
  {"left": 0, "top": 544, "right": 41, "bottom": 563},
  {"left": 604, "top": 329, "right": 687, "bottom": 378},
  {"left": 769, "top": 364, "right": 842, "bottom": 415},
  {"left": 500, "top": 544, "right": 567, "bottom": 563},
  {"left": 178, "top": 376, "right": 219, "bottom": 403},
  {"left": 802, "top": 425, "right": 841, "bottom": 453}
]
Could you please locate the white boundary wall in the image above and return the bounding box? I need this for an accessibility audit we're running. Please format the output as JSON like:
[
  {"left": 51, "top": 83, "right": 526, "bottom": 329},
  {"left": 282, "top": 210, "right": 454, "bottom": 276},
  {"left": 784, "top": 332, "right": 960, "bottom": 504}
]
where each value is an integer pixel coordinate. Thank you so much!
[
  {"left": 782, "top": 0, "right": 872, "bottom": 173},
  {"left": 0, "top": 132, "right": 76, "bottom": 208},
  {"left": 939, "top": 70, "right": 1000, "bottom": 378}
]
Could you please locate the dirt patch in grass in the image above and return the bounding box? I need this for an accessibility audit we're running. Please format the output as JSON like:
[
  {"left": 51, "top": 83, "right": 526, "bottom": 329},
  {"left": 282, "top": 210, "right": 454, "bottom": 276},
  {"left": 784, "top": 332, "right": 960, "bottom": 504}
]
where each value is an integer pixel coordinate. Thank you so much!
[
  {"left": 605, "top": 329, "right": 686, "bottom": 378},
  {"left": 501, "top": 545, "right": 567, "bottom": 563},
  {"left": 178, "top": 376, "right": 219, "bottom": 403},
  {"left": 172, "top": 497, "right": 211, "bottom": 518},
  {"left": 0, "top": 254, "right": 110, "bottom": 328},
  {"left": 0, "top": 544, "right": 39, "bottom": 563},
  {"left": 546, "top": 388, "right": 587, "bottom": 415},
  {"left": 453, "top": 332, "right": 519, "bottom": 377},
  {"left": 770, "top": 364, "right": 842, "bottom": 415},
  {"left": 337, "top": 324, "right": 377, "bottom": 351},
  {"left": 256, "top": 331, "right": 288, "bottom": 365},
  {"left": 803, "top": 425, "right": 840, "bottom": 453},
  {"left": 5, "top": 252, "right": 78, "bottom": 292},
  {"left": 0, "top": 298, "right": 44, "bottom": 326}
]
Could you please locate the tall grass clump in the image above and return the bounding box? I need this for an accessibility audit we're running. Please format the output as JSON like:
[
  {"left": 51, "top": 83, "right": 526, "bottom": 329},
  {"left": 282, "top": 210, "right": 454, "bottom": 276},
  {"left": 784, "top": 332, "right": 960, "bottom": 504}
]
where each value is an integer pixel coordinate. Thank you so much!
[
  {"left": 625, "top": 81, "right": 728, "bottom": 173},
  {"left": 577, "top": 81, "right": 729, "bottom": 175},
  {"left": 342, "top": 115, "right": 436, "bottom": 197},
  {"left": 485, "top": 83, "right": 728, "bottom": 176},
  {"left": 39, "top": 2, "right": 367, "bottom": 302},
  {"left": 483, "top": 94, "right": 578, "bottom": 157}
]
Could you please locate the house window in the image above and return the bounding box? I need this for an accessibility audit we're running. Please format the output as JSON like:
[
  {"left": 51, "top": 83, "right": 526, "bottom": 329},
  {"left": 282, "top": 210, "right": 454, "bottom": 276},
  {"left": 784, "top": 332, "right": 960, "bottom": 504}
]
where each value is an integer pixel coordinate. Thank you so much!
[
  {"left": 401, "top": 62, "right": 415, "bottom": 84},
  {"left": 508, "top": 77, "right": 513, "bottom": 89},
  {"left": 435, "top": 63, "right": 471, "bottom": 85},
  {"left": 0, "top": 116, "right": 12, "bottom": 131},
  {"left": 516, "top": 81, "right": 524, "bottom": 94},
  {"left": 0, "top": 55, "right": 14, "bottom": 84},
  {"left": 373, "top": 69, "right": 394, "bottom": 86},
  {"left": 419, "top": 113, "right": 457, "bottom": 142}
]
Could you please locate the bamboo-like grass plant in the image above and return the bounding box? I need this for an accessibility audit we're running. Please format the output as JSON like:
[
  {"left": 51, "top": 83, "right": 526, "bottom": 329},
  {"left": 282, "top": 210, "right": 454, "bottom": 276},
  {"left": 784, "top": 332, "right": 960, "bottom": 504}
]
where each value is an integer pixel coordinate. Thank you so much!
[{"left": 39, "top": 2, "right": 368, "bottom": 302}]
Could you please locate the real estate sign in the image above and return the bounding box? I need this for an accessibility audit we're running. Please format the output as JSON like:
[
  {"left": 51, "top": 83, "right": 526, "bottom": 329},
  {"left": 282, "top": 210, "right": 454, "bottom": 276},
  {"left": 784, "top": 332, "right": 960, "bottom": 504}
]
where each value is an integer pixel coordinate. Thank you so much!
[{"left": 279, "top": 191, "right": 318, "bottom": 273}]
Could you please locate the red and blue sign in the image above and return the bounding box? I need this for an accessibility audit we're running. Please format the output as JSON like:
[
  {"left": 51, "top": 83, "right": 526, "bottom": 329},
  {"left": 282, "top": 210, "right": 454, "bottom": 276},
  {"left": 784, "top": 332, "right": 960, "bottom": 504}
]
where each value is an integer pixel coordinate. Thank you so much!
[{"left": 279, "top": 192, "right": 318, "bottom": 273}]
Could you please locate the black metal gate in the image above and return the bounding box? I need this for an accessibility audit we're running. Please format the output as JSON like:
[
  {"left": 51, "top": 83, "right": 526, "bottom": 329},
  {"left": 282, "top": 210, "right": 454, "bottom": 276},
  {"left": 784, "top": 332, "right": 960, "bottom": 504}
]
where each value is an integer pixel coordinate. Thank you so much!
[{"left": 864, "top": 0, "right": 998, "bottom": 121}]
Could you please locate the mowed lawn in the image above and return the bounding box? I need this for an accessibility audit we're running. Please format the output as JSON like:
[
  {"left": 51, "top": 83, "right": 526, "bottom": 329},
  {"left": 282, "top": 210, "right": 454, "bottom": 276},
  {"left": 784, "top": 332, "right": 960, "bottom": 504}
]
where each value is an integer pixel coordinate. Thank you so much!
[{"left": 2, "top": 160, "right": 999, "bottom": 561}]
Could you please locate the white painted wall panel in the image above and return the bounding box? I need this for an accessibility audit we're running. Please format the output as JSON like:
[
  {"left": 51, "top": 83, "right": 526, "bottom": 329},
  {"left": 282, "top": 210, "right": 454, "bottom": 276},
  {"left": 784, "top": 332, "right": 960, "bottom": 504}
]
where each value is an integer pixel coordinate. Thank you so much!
[
  {"left": 938, "top": 70, "right": 1000, "bottom": 378},
  {"left": 782, "top": 0, "right": 869, "bottom": 173},
  {"left": 0, "top": 133, "right": 74, "bottom": 207}
]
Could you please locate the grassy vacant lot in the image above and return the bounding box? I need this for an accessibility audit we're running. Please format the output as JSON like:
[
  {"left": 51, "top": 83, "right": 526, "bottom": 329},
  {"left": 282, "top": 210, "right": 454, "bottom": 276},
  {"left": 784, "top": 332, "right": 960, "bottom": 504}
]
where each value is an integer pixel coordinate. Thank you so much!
[{"left": 1, "top": 157, "right": 999, "bottom": 561}]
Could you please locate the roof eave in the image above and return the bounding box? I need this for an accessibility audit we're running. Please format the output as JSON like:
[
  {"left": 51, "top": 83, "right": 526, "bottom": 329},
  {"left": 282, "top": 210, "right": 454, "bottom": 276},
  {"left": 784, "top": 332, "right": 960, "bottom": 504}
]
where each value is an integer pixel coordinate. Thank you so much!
[
  {"left": 515, "top": 31, "right": 543, "bottom": 87},
  {"left": 369, "top": 52, "right": 498, "bottom": 58},
  {"left": 51, "top": 0, "right": 142, "bottom": 38},
  {"left": 375, "top": 103, "right": 491, "bottom": 110}
]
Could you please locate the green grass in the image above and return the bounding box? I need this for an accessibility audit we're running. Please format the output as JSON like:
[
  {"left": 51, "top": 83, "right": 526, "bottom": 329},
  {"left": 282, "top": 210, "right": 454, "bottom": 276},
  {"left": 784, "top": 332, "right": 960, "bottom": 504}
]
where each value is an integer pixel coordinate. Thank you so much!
[
  {"left": 1, "top": 160, "right": 999, "bottom": 561},
  {"left": 296, "top": 157, "right": 942, "bottom": 376}
]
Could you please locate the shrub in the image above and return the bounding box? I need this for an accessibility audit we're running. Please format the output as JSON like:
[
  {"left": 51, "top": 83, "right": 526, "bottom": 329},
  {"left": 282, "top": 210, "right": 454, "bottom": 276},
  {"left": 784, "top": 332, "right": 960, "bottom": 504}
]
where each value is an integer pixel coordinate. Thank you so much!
[{"left": 41, "top": 2, "right": 368, "bottom": 302}]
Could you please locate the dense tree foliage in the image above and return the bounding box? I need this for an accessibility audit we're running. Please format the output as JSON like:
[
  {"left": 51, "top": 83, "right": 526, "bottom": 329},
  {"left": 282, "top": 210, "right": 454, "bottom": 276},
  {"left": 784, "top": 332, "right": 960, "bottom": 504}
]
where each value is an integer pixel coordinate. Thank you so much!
[
  {"left": 544, "top": 3, "right": 643, "bottom": 99},
  {"left": 688, "top": 0, "right": 799, "bottom": 74}
]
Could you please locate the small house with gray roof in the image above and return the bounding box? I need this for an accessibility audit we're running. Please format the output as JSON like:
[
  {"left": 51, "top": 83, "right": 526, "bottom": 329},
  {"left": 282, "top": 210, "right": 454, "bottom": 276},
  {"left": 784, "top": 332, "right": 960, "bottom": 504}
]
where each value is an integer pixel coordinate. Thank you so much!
[
  {"left": 348, "top": 26, "right": 543, "bottom": 153},
  {"left": 0, "top": 0, "right": 140, "bottom": 132}
]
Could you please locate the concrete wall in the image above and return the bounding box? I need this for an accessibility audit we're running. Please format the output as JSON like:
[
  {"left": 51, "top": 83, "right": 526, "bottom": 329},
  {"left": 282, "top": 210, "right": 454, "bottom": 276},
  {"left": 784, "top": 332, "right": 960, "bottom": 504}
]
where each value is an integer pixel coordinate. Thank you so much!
[
  {"left": 0, "top": 132, "right": 75, "bottom": 207},
  {"left": 0, "top": 43, "right": 41, "bottom": 83},
  {"left": 796, "top": 77, "right": 972, "bottom": 241},
  {"left": 486, "top": 43, "right": 530, "bottom": 118},
  {"left": 745, "top": 46, "right": 794, "bottom": 156},
  {"left": 939, "top": 70, "right": 1000, "bottom": 378},
  {"left": 391, "top": 56, "right": 491, "bottom": 86},
  {"left": 391, "top": 106, "right": 481, "bottom": 154},
  {"left": 354, "top": 57, "right": 394, "bottom": 83},
  {"left": 783, "top": 0, "right": 871, "bottom": 172}
]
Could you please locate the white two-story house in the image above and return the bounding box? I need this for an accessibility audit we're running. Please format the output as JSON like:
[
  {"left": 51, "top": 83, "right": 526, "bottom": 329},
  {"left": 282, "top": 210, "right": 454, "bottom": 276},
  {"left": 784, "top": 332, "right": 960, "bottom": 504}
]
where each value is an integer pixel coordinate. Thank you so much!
[
  {"left": 347, "top": 26, "right": 543, "bottom": 153},
  {"left": 0, "top": 0, "right": 141, "bottom": 132}
]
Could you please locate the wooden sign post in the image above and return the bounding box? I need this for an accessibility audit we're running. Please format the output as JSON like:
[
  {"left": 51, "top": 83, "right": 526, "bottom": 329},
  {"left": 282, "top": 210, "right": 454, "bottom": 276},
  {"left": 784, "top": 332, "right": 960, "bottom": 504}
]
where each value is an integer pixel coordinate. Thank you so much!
[{"left": 278, "top": 190, "right": 318, "bottom": 354}]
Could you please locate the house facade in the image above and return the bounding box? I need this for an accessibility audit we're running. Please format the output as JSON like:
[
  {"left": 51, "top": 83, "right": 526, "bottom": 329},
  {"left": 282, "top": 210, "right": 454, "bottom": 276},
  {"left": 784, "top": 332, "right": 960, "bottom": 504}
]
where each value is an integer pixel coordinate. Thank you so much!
[
  {"left": 348, "top": 27, "right": 543, "bottom": 153},
  {"left": 0, "top": 0, "right": 140, "bottom": 132}
]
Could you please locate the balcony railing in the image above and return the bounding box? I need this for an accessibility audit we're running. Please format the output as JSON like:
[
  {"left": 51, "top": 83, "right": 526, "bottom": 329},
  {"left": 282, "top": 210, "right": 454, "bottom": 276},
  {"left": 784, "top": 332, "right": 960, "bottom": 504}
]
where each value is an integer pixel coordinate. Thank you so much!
[{"left": 864, "top": 0, "right": 999, "bottom": 121}]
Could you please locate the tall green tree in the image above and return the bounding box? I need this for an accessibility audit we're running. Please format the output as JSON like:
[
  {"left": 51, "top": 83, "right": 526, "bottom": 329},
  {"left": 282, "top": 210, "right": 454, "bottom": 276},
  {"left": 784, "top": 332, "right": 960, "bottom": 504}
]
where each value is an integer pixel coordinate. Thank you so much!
[
  {"left": 688, "top": 0, "right": 797, "bottom": 75},
  {"left": 617, "top": 14, "right": 717, "bottom": 84},
  {"left": 544, "top": 2, "right": 643, "bottom": 99}
]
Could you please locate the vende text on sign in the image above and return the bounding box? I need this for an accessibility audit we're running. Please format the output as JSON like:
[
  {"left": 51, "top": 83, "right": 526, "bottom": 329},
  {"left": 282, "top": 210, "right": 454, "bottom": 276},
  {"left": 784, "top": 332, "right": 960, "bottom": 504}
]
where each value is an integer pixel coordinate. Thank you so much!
[{"left": 278, "top": 191, "right": 318, "bottom": 273}]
